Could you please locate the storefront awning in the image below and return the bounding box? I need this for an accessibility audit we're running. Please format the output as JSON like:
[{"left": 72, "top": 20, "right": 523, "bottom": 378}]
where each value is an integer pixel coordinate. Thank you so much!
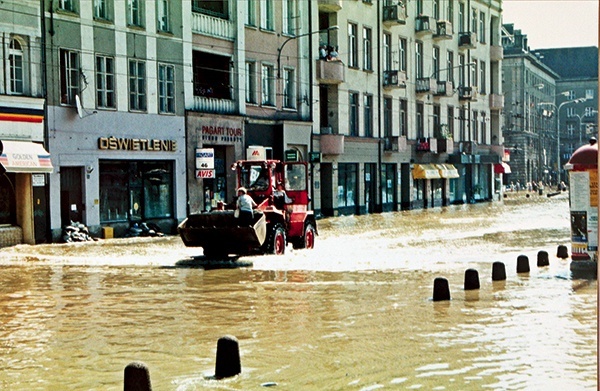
[
  {"left": 436, "top": 164, "right": 460, "bottom": 179},
  {"left": 413, "top": 164, "right": 441, "bottom": 179},
  {"left": 494, "top": 162, "right": 511, "bottom": 174},
  {"left": 0, "top": 140, "right": 53, "bottom": 173}
]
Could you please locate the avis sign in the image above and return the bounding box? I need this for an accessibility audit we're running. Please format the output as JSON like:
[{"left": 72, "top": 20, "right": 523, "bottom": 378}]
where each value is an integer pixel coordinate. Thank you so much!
[{"left": 196, "top": 148, "right": 215, "bottom": 179}]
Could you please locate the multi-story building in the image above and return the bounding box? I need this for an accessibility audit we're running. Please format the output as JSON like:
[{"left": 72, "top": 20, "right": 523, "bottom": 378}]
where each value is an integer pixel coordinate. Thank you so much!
[
  {"left": 43, "top": 0, "right": 188, "bottom": 240},
  {"left": 185, "top": 0, "right": 314, "bottom": 213},
  {"left": 501, "top": 24, "right": 559, "bottom": 186},
  {"left": 0, "top": 1, "right": 51, "bottom": 246},
  {"left": 311, "top": 0, "right": 504, "bottom": 217},
  {"left": 531, "top": 46, "right": 599, "bottom": 184}
]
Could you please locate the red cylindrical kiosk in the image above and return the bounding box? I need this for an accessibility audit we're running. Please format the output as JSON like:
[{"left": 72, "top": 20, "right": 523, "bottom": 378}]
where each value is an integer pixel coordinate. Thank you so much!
[{"left": 565, "top": 138, "right": 598, "bottom": 268}]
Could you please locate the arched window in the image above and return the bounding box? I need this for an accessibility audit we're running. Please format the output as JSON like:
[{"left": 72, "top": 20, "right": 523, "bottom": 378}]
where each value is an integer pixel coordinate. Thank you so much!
[{"left": 9, "top": 38, "right": 24, "bottom": 94}]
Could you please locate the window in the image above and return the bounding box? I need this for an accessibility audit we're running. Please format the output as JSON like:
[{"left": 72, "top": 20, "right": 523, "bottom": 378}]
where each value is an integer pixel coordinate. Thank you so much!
[
  {"left": 94, "top": 0, "right": 109, "bottom": 19},
  {"left": 363, "top": 27, "right": 372, "bottom": 71},
  {"left": 432, "top": 46, "right": 440, "bottom": 79},
  {"left": 399, "top": 38, "right": 407, "bottom": 72},
  {"left": 458, "top": 53, "right": 465, "bottom": 86},
  {"left": 567, "top": 90, "right": 575, "bottom": 100},
  {"left": 471, "top": 59, "right": 478, "bottom": 87},
  {"left": 416, "top": 102, "right": 424, "bottom": 138},
  {"left": 416, "top": 0, "right": 423, "bottom": 15},
  {"left": 0, "top": 173, "right": 16, "bottom": 225},
  {"left": 158, "top": 64, "right": 175, "bottom": 114},
  {"left": 349, "top": 92, "right": 359, "bottom": 136},
  {"left": 479, "top": 60, "right": 486, "bottom": 93},
  {"left": 433, "top": 0, "right": 439, "bottom": 19},
  {"left": 246, "top": 0, "right": 256, "bottom": 25},
  {"left": 585, "top": 89, "right": 594, "bottom": 99},
  {"left": 447, "top": 106, "right": 455, "bottom": 138},
  {"left": 348, "top": 23, "right": 358, "bottom": 68},
  {"left": 383, "top": 97, "right": 393, "bottom": 137},
  {"left": 459, "top": 107, "right": 466, "bottom": 140},
  {"left": 471, "top": 8, "right": 477, "bottom": 34},
  {"left": 399, "top": 99, "right": 407, "bottom": 136},
  {"left": 585, "top": 107, "right": 595, "bottom": 117},
  {"left": 458, "top": 2, "right": 464, "bottom": 32},
  {"left": 283, "top": 68, "right": 296, "bottom": 109},
  {"left": 415, "top": 41, "right": 423, "bottom": 78},
  {"left": 364, "top": 94, "right": 373, "bottom": 137},
  {"left": 447, "top": 0, "right": 454, "bottom": 24},
  {"left": 380, "top": 164, "right": 395, "bottom": 205},
  {"left": 193, "top": 1, "right": 229, "bottom": 18},
  {"left": 567, "top": 123, "right": 575, "bottom": 136},
  {"left": 261, "top": 64, "right": 275, "bottom": 105},
  {"left": 129, "top": 59, "right": 146, "bottom": 111},
  {"left": 59, "top": 0, "right": 75, "bottom": 12},
  {"left": 245, "top": 61, "right": 257, "bottom": 103},
  {"left": 96, "top": 55, "right": 115, "bottom": 108},
  {"left": 383, "top": 33, "right": 391, "bottom": 72},
  {"left": 8, "top": 39, "right": 24, "bottom": 94},
  {"left": 472, "top": 110, "right": 478, "bottom": 142},
  {"left": 481, "top": 112, "right": 487, "bottom": 144},
  {"left": 479, "top": 11, "right": 486, "bottom": 43},
  {"left": 60, "top": 49, "right": 80, "bottom": 105},
  {"left": 566, "top": 107, "right": 576, "bottom": 117},
  {"left": 282, "top": 0, "right": 295, "bottom": 35},
  {"left": 446, "top": 50, "right": 454, "bottom": 82},
  {"left": 337, "top": 163, "right": 357, "bottom": 208},
  {"left": 127, "top": 0, "right": 143, "bottom": 27},
  {"left": 157, "top": 0, "right": 170, "bottom": 32},
  {"left": 193, "top": 51, "right": 232, "bottom": 99},
  {"left": 260, "top": 0, "right": 274, "bottom": 31}
]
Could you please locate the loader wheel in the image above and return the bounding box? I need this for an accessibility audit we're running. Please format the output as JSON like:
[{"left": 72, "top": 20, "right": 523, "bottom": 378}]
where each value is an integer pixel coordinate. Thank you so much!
[
  {"left": 266, "top": 225, "right": 286, "bottom": 255},
  {"left": 293, "top": 223, "right": 316, "bottom": 249}
]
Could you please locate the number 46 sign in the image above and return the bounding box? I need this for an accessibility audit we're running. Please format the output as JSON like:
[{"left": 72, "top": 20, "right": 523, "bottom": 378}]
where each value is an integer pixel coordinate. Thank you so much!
[{"left": 196, "top": 148, "right": 215, "bottom": 179}]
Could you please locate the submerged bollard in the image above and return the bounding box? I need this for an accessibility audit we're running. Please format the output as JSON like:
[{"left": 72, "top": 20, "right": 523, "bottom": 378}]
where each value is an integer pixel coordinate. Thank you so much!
[
  {"left": 557, "top": 245, "right": 569, "bottom": 259},
  {"left": 215, "top": 335, "right": 241, "bottom": 379},
  {"left": 433, "top": 277, "right": 451, "bottom": 301},
  {"left": 492, "top": 262, "right": 507, "bottom": 281},
  {"left": 124, "top": 361, "right": 152, "bottom": 391},
  {"left": 464, "top": 269, "right": 480, "bottom": 290},
  {"left": 516, "top": 255, "right": 530, "bottom": 273},
  {"left": 537, "top": 250, "right": 550, "bottom": 267}
]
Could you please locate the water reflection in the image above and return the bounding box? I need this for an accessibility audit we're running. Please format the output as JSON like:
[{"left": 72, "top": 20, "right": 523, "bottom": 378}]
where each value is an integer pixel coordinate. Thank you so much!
[{"left": 0, "top": 194, "right": 596, "bottom": 390}]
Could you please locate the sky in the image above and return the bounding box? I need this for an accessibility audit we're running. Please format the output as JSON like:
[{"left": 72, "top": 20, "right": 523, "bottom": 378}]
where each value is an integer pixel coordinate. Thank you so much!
[{"left": 501, "top": 0, "right": 598, "bottom": 49}]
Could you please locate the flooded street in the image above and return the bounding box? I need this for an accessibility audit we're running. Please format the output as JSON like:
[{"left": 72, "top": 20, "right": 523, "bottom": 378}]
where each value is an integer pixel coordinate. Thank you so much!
[{"left": 0, "top": 193, "right": 596, "bottom": 390}]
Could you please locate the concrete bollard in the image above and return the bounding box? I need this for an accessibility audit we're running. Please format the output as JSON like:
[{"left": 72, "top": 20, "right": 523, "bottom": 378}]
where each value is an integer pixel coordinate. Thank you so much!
[
  {"left": 124, "top": 361, "right": 152, "bottom": 391},
  {"left": 215, "top": 335, "right": 241, "bottom": 379},
  {"left": 557, "top": 245, "right": 569, "bottom": 259},
  {"left": 464, "top": 269, "right": 480, "bottom": 290},
  {"left": 492, "top": 262, "right": 507, "bottom": 281},
  {"left": 537, "top": 250, "right": 550, "bottom": 267},
  {"left": 433, "top": 277, "right": 451, "bottom": 301},
  {"left": 516, "top": 255, "right": 530, "bottom": 273}
]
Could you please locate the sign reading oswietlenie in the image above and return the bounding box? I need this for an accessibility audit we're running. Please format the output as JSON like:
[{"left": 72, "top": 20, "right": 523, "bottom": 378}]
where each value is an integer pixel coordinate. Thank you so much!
[{"left": 98, "top": 137, "right": 177, "bottom": 152}]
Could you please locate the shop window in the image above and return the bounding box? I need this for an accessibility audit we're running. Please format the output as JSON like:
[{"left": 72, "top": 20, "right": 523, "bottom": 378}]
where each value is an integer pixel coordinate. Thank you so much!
[
  {"left": 0, "top": 174, "right": 16, "bottom": 225},
  {"left": 337, "top": 163, "right": 357, "bottom": 208},
  {"left": 381, "top": 163, "right": 396, "bottom": 204},
  {"left": 99, "top": 161, "right": 174, "bottom": 223}
]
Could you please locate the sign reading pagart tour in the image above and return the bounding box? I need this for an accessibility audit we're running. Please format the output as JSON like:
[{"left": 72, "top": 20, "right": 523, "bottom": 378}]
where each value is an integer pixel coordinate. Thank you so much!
[{"left": 98, "top": 137, "right": 177, "bottom": 152}]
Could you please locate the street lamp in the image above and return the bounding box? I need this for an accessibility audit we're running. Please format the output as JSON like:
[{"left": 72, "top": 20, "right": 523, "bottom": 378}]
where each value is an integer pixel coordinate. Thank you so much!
[
  {"left": 277, "top": 25, "right": 339, "bottom": 79},
  {"left": 538, "top": 97, "right": 587, "bottom": 184}
]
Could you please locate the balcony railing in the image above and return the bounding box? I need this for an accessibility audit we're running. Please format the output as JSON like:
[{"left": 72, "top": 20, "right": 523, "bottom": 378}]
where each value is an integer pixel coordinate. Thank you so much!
[
  {"left": 416, "top": 77, "right": 437, "bottom": 94},
  {"left": 382, "top": 3, "right": 407, "bottom": 25},
  {"left": 383, "top": 136, "right": 408, "bottom": 152},
  {"left": 192, "top": 11, "right": 235, "bottom": 40},
  {"left": 192, "top": 96, "right": 236, "bottom": 114},
  {"left": 416, "top": 137, "right": 438, "bottom": 153},
  {"left": 434, "top": 20, "right": 453, "bottom": 39},
  {"left": 457, "top": 86, "right": 478, "bottom": 101},
  {"left": 490, "top": 45, "right": 503, "bottom": 62},
  {"left": 318, "top": 0, "right": 342, "bottom": 12},
  {"left": 383, "top": 70, "right": 407, "bottom": 88},
  {"left": 435, "top": 80, "right": 454, "bottom": 97},
  {"left": 415, "top": 15, "right": 435, "bottom": 35},
  {"left": 316, "top": 59, "right": 345, "bottom": 84},
  {"left": 489, "top": 93, "right": 504, "bottom": 111},
  {"left": 459, "top": 32, "right": 477, "bottom": 49}
]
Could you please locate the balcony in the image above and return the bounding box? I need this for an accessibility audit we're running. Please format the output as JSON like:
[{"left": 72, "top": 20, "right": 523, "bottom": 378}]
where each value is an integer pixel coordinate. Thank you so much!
[
  {"left": 415, "top": 15, "right": 435, "bottom": 35},
  {"left": 192, "top": 96, "right": 236, "bottom": 114},
  {"left": 320, "top": 134, "right": 345, "bottom": 155},
  {"left": 382, "top": 3, "right": 407, "bottom": 25},
  {"left": 457, "top": 86, "right": 478, "bottom": 101},
  {"left": 318, "top": 0, "right": 342, "bottom": 12},
  {"left": 489, "top": 93, "right": 504, "bottom": 111},
  {"left": 191, "top": 11, "right": 235, "bottom": 40},
  {"left": 435, "top": 80, "right": 454, "bottom": 97},
  {"left": 459, "top": 32, "right": 477, "bottom": 49},
  {"left": 434, "top": 20, "right": 453, "bottom": 40},
  {"left": 383, "top": 136, "right": 408, "bottom": 153},
  {"left": 416, "top": 137, "right": 438, "bottom": 153},
  {"left": 437, "top": 138, "right": 454, "bottom": 153},
  {"left": 383, "top": 70, "right": 407, "bottom": 89},
  {"left": 490, "top": 45, "right": 503, "bottom": 62},
  {"left": 416, "top": 77, "right": 437, "bottom": 94},
  {"left": 459, "top": 141, "right": 477, "bottom": 154},
  {"left": 316, "top": 59, "right": 345, "bottom": 85}
]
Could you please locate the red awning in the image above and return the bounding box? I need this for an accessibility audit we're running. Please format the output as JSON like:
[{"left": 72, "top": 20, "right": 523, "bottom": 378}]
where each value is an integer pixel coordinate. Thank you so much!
[{"left": 494, "top": 162, "right": 511, "bottom": 174}]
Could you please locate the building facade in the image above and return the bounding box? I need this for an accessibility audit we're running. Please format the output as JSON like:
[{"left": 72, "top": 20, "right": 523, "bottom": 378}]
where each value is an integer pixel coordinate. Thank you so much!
[
  {"left": 43, "top": 0, "right": 188, "bottom": 240},
  {"left": 0, "top": 1, "right": 52, "bottom": 246},
  {"left": 311, "top": 0, "right": 504, "bottom": 217}
]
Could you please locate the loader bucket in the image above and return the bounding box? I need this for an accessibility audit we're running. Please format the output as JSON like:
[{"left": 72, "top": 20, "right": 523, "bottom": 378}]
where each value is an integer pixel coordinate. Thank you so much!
[{"left": 178, "top": 210, "right": 267, "bottom": 255}]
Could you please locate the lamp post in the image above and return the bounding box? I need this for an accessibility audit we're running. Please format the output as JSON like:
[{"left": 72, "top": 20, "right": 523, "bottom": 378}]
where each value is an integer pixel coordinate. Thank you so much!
[
  {"left": 538, "top": 97, "right": 587, "bottom": 184},
  {"left": 277, "top": 25, "right": 339, "bottom": 79}
]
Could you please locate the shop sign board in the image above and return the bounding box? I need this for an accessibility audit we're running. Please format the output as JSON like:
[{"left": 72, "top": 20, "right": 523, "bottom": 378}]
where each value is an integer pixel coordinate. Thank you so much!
[
  {"left": 196, "top": 169, "right": 215, "bottom": 179},
  {"left": 196, "top": 148, "right": 214, "bottom": 170}
]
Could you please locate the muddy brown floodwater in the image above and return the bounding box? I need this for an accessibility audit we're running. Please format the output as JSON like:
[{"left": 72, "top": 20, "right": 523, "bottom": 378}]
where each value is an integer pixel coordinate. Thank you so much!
[{"left": 0, "top": 193, "right": 596, "bottom": 390}]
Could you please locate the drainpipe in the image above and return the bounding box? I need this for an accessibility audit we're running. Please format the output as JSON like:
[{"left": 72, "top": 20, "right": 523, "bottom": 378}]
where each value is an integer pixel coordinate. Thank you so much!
[
  {"left": 308, "top": 0, "right": 315, "bottom": 211},
  {"left": 41, "top": 0, "right": 51, "bottom": 242},
  {"left": 376, "top": 0, "right": 383, "bottom": 213}
]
